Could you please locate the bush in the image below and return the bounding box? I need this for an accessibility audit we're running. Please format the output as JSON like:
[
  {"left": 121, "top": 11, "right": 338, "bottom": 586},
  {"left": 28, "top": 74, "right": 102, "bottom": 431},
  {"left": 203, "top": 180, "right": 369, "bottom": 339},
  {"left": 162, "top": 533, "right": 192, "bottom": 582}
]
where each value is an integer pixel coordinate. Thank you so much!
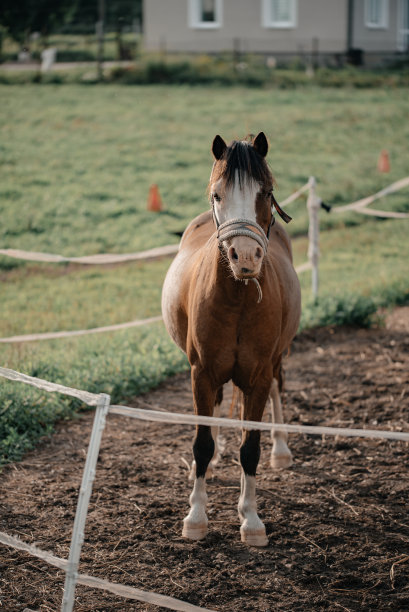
[
  {"left": 300, "top": 294, "right": 379, "bottom": 330},
  {"left": 300, "top": 280, "right": 409, "bottom": 332},
  {"left": 2, "top": 55, "right": 409, "bottom": 87}
]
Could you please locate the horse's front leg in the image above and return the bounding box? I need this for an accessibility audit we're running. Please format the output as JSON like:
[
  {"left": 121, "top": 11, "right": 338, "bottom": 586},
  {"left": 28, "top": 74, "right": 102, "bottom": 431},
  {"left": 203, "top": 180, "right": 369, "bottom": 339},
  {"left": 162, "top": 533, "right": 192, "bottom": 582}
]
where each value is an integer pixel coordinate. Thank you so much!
[
  {"left": 238, "top": 378, "right": 270, "bottom": 547},
  {"left": 183, "top": 366, "right": 216, "bottom": 541},
  {"left": 188, "top": 386, "right": 224, "bottom": 480}
]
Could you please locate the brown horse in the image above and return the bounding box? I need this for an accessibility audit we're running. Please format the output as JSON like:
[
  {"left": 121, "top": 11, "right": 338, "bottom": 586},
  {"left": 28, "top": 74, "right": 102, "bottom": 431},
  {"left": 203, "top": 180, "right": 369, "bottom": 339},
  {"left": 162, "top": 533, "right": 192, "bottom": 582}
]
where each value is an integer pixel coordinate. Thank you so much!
[{"left": 161, "top": 132, "right": 301, "bottom": 546}]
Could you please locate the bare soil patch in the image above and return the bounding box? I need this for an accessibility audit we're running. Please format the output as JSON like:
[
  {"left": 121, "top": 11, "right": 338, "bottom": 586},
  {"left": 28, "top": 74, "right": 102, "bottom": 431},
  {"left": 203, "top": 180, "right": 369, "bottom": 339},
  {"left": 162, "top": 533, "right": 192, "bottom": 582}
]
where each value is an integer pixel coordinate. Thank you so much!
[{"left": 1, "top": 309, "right": 409, "bottom": 611}]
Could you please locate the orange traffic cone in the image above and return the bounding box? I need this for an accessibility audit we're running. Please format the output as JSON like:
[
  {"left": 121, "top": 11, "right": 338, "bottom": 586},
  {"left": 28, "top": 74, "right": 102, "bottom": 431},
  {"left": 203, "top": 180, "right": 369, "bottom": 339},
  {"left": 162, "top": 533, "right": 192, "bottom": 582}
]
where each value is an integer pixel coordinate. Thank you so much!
[
  {"left": 377, "top": 150, "right": 390, "bottom": 173},
  {"left": 147, "top": 184, "right": 163, "bottom": 212}
]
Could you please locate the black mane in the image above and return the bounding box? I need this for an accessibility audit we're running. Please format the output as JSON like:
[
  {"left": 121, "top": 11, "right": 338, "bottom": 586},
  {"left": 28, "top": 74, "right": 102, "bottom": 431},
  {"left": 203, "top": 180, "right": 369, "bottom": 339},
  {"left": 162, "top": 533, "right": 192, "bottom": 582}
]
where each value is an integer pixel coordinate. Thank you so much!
[{"left": 212, "top": 139, "right": 273, "bottom": 190}]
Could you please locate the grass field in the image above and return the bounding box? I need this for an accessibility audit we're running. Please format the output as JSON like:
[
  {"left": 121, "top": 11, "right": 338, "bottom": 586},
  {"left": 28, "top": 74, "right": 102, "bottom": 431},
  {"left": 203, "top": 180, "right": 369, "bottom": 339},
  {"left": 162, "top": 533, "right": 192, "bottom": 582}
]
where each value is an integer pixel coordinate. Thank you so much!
[{"left": 1, "top": 84, "right": 408, "bottom": 464}]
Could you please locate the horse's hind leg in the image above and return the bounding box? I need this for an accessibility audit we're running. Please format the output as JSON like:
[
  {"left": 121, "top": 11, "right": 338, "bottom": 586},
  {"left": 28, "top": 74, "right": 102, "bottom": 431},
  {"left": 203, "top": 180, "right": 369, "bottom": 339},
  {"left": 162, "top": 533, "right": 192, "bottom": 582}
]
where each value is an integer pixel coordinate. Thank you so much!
[
  {"left": 270, "top": 378, "right": 293, "bottom": 469},
  {"left": 208, "top": 386, "right": 225, "bottom": 473}
]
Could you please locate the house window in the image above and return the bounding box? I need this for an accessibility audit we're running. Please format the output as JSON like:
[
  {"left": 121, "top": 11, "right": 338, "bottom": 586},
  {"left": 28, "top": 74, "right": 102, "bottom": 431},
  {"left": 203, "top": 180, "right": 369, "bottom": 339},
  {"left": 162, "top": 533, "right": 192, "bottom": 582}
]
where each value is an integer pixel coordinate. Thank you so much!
[
  {"left": 262, "top": 0, "right": 297, "bottom": 29},
  {"left": 189, "top": 0, "right": 223, "bottom": 29},
  {"left": 365, "top": 0, "right": 389, "bottom": 28},
  {"left": 397, "top": 0, "right": 409, "bottom": 51}
]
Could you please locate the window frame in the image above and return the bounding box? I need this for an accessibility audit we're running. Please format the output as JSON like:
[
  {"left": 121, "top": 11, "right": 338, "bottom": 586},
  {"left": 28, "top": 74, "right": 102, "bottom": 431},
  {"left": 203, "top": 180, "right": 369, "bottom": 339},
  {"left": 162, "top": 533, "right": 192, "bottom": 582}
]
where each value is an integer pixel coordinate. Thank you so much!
[
  {"left": 397, "top": 0, "right": 409, "bottom": 51},
  {"left": 188, "top": 0, "right": 223, "bottom": 30},
  {"left": 262, "top": 0, "right": 298, "bottom": 30},
  {"left": 364, "top": 0, "right": 389, "bottom": 29}
]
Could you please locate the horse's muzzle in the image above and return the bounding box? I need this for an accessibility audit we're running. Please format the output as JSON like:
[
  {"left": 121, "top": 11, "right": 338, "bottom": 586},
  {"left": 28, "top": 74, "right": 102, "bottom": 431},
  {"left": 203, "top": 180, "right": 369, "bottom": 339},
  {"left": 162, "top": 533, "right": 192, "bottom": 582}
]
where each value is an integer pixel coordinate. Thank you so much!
[
  {"left": 226, "top": 238, "right": 264, "bottom": 279},
  {"left": 217, "top": 219, "right": 268, "bottom": 280}
]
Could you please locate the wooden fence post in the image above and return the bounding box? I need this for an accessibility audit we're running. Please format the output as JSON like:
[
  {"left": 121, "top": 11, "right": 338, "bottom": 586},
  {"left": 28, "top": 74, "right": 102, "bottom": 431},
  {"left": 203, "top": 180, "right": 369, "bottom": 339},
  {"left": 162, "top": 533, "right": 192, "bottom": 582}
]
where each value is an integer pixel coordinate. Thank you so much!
[
  {"left": 61, "top": 393, "right": 111, "bottom": 612},
  {"left": 307, "top": 176, "right": 320, "bottom": 299}
]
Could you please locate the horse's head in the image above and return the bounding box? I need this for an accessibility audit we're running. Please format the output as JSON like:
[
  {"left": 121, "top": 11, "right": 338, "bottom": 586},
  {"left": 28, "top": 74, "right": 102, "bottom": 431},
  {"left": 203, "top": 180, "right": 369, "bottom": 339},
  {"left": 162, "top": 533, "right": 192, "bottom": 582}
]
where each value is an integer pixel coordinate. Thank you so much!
[{"left": 209, "top": 132, "right": 274, "bottom": 281}]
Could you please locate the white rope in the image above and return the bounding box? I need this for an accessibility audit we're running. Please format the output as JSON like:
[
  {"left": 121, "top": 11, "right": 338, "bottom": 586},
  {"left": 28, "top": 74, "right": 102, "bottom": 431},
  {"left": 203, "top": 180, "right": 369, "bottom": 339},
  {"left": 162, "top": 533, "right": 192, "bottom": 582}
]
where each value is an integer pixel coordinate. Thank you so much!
[
  {"left": 354, "top": 207, "right": 409, "bottom": 219},
  {"left": 295, "top": 261, "right": 312, "bottom": 274},
  {"left": 0, "top": 366, "right": 100, "bottom": 406},
  {"left": 0, "top": 532, "right": 215, "bottom": 612},
  {"left": 0, "top": 315, "right": 163, "bottom": 344},
  {"left": 109, "top": 405, "right": 409, "bottom": 442},
  {"left": 0, "top": 261, "right": 308, "bottom": 343},
  {"left": 0, "top": 185, "right": 309, "bottom": 267},
  {"left": 1, "top": 364, "right": 407, "bottom": 442},
  {"left": 0, "top": 244, "right": 180, "bottom": 265},
  {"left": 332, "top": 175, "right": 409, "bottom": 215},
  {"left": 279, "top": 182, "right": 309, "bottom": 207}
]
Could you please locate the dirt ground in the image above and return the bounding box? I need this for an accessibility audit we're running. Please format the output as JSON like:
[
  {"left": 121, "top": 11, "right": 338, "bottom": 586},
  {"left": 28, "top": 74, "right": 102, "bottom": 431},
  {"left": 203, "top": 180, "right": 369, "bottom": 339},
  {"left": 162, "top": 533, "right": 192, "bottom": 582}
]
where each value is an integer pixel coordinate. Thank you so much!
[{"left": 1, "top": 308, "right": 408, "bottom": 612}]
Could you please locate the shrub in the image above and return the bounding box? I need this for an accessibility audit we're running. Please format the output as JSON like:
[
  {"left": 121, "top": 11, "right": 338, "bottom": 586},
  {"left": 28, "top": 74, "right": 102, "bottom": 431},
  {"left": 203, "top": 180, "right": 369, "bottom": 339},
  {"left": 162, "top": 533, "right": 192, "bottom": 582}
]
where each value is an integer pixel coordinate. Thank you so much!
[{"left": 300, "top": 294, "right": 379, "bottom": 330}]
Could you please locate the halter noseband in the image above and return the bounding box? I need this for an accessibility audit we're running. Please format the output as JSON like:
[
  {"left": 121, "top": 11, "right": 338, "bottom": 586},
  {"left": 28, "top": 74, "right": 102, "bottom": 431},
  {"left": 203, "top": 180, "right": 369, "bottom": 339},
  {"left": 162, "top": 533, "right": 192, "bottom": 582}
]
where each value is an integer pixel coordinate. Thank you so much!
[{"left": 217, "top": 218, "right": 269, "bottom": 254}]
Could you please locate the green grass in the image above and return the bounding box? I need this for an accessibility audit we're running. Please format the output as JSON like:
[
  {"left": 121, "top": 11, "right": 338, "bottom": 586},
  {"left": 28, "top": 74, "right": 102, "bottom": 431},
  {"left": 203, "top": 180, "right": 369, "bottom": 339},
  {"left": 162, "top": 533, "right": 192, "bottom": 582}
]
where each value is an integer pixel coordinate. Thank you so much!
[
  {"left": 0, "top": 325, "right": 188, "bottom": 466},
  {"left": 1, "top": 85, "right": 408, "bottom": 257},
  {"left": 0, "top": 84, "right": 408, "bottom": 465},
  {"left": 0, "top": 260, "right": 168, "bottom": 337}
]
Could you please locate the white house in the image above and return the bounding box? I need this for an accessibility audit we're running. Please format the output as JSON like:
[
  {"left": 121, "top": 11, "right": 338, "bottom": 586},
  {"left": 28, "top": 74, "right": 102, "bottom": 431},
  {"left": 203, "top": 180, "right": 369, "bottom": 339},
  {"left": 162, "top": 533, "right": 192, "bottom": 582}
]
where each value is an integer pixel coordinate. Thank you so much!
[{"left": 143, "top": 0, "right": 409, "bottom": 64}]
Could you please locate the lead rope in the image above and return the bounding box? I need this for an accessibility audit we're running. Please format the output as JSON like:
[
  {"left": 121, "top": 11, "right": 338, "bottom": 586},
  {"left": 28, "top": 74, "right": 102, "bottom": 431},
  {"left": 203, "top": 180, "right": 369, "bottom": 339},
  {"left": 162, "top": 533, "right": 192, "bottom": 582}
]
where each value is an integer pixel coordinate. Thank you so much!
[
  {"left": 242, "top": 277, "right": 263, "bottom": 303},
  {"left": 252, "top": 278, "right": 263, "bottom": 303}
]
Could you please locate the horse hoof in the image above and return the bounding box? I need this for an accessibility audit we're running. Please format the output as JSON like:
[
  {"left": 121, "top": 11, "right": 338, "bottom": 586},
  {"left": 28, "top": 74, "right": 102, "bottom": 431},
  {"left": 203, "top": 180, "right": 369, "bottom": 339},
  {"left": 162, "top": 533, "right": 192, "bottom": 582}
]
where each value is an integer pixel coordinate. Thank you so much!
[
  {"left": 240, "top": 526, "right": 268, "bottom": 547},
  {"left": 270, "top": 453, "right": 293, "bottom": 469},
  {"left": 182, "top": 521, "right": 208, "bottom": 541}
]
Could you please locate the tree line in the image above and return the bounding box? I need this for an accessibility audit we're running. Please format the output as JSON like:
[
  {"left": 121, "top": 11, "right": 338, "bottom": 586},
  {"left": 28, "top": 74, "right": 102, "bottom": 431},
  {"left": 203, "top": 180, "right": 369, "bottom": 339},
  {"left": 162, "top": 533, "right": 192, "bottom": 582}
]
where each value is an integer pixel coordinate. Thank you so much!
[{"left": 1, "top": 0, "right": 143, "bottom": 46}]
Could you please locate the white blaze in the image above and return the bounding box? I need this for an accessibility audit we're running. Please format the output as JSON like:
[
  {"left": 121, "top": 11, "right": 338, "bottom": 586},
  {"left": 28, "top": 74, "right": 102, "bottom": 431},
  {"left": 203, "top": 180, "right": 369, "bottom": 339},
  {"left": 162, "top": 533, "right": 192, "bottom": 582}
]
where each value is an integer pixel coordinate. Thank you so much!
[{"left": 212, "top": 173, "right": 260, "bottom": 225}]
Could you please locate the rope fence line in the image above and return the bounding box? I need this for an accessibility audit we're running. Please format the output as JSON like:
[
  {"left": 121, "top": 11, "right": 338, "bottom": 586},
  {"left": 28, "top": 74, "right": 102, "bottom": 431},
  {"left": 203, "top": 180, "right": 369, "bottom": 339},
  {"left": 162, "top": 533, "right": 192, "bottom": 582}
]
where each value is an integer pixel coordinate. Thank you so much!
[
  {"left": 354, "top": 207, "right": 409, "bottom": 219},
  {"left": 0, "top": 174, "right": 407, "bottom": 322},
  {"left": 1, "top": 364, "right": 408, "bottom": 610},
  {"left": 304, "top": 174, "right": 409, "bottom": 297},
  {"left": 0, "top": 315, "right": 164, "bottom": 344},
  {"left": 332, "top": 175, "right": 409, "bottom": 216},
  {"left": 0, "top": 175, "right": 407, "bottom": 268},
  {"left": 0, "top": 184, "right": 310, "bottom": 267},
  {"left": 0, "top": 262, "right": 312, "bottom": 344},
  {"left": 279, "top": 182, "right": 309, "bottom": 206},
  {"left": 0, "top": 366, "right": 100, "bottom": 406},
  {"left": 0, "top": 182, "right": 312, "bottom": 344},
  {"left": 0, "top": 532, "right": 215, "bottom": 612},
  {"left": 1, "top": 365, "right": 408, "bottom": 442},
  {"left": 0, "top": 243, "right": 180, "bottom": 265},
  {"left": 108, "top": 404, "right": 409, "bottom": 442}
]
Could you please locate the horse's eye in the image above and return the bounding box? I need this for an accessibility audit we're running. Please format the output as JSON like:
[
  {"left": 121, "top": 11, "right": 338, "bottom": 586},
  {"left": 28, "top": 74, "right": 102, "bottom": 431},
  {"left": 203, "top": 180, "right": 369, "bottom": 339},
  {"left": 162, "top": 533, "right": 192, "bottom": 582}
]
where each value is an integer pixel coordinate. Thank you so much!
[{"left": 213, "top": 193, "right": 221, "bottom": 203}]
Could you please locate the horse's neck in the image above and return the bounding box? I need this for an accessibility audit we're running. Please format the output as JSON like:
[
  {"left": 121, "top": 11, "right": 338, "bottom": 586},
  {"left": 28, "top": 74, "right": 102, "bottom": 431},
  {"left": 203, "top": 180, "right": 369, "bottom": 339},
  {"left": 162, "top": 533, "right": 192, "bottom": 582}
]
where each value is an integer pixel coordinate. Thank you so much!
[{"left": 196, "top": 242, "right": 247, "bottom": 305}]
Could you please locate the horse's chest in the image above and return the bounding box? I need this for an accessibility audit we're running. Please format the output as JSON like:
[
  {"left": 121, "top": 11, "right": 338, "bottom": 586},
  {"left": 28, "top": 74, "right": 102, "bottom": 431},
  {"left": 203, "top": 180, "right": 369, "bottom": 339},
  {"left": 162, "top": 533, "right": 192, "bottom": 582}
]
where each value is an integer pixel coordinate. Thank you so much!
[{"left": 193, "top": 307, "right": 276, "bottom": 365}]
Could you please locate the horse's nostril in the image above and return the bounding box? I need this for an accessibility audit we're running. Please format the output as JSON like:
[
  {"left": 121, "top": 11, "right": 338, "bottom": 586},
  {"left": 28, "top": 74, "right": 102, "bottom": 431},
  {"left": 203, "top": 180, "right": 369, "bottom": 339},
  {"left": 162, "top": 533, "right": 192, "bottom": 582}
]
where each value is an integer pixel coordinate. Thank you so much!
[
  {"left": 255, "top": 247, "right": 263, "bottom": 260},
  {"left": 229, "top": 247, "right": 239, "bottom": 262}
]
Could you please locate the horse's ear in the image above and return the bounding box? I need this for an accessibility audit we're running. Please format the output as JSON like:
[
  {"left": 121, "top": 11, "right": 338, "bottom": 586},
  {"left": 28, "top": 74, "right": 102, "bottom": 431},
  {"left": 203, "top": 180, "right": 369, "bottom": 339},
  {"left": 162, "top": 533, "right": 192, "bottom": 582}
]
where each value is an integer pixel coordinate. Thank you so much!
[
  {"left": 212, "top": 135, "right": 227, "bottom": 160},
  {"left": 253, "top": 132, "right": 268, "bottom": 158}
]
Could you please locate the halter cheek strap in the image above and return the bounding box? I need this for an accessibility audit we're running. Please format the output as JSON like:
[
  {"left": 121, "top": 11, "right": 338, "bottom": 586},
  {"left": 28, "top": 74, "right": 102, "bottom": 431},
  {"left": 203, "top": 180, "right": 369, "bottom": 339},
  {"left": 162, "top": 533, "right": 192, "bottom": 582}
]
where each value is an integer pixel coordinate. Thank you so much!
[{"left": 270, "top": 192, "right": 292, "bottom": 224}]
